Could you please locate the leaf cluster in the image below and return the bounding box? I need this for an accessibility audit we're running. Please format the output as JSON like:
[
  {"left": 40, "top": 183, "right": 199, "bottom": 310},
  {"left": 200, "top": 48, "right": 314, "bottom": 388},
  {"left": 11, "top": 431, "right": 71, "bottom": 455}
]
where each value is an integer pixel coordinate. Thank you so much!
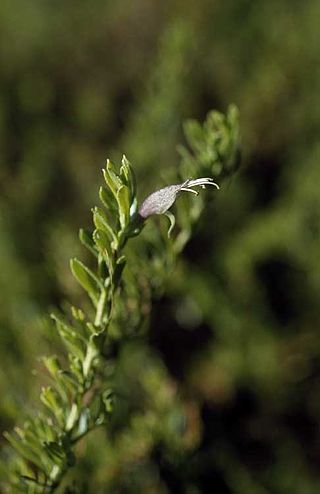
[{"left": 2, "top": 108, "right": 240, "bottom": 493}]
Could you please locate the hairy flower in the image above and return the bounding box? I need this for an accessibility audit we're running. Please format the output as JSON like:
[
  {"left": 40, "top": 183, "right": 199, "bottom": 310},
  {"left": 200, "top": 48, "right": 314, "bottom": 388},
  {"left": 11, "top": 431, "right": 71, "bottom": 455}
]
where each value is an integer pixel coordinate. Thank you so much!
[{"left": 138, "top": 178, "right": 219, "bottom": 219}]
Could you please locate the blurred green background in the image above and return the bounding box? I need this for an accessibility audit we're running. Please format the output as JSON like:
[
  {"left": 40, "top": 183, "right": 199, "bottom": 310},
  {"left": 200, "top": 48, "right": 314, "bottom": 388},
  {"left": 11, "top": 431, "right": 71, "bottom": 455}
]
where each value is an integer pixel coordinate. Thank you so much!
[{"left": 1, "top": 0, "right": 320, "bottom": 492}]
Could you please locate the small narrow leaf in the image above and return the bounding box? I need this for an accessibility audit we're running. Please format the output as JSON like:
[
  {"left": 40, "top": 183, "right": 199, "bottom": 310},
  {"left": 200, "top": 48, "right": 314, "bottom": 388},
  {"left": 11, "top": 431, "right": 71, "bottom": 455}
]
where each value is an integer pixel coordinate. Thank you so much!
[
  {"left": 120, "top": 155, "right": 136, "bottom": 197},
  {"left": 42, "top": 355, "right": 61, "bottom": 378},
  {"left": 102, "top": 160, "right": 122, "bottom": 198},
  {"left": 92, "top": 207, "right": 118, "bottom": 248},
  {"left": 99, "top": 185, "right": 118, "bottom": 213},
  {"left": 117, "top": 185, "right": 130, "bottom": 229},
  {"left": 65, "top": 403, "right": 79, "bottom": 431},
  {"left": 79, "top": 229, "right": 98, "bottom": 258},
  {"left": 70, "top": 258, "right": 102, "bottom": 305},
  {"left": 43, "top": 441, "right": 65, "bottom": 461},
  {"left": 71, "top": 306, "right": 85, "bottom": 321},
  {"left": 40, "top": 387, "right": 64, "bottom": 427},
  {"left": 4, "top": 432, "right": 48, "bottom": 472},
  {"left": 93, "top": 229, "right": 113, "bottom": 271},
  {"left": 51, "top": 313, "right": 86, "bottom": 359}
]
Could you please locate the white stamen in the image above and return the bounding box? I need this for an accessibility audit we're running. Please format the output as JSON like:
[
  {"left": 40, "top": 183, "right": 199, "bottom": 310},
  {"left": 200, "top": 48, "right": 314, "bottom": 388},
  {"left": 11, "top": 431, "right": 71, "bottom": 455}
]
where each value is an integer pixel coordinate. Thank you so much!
[
  {"left": 187, "top": 178, "right": 219, "bottom": 189},
  {"left": 180, "top": 187, "right": 199, "bottom": 195}
]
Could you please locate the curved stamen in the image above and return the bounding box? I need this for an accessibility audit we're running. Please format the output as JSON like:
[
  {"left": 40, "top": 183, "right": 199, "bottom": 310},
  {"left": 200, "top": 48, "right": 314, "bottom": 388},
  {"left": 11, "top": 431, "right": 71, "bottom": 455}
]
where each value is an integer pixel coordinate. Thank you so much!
[
  {"left": 186, "top": 178, "right": 220, "bottom": 189},
  {"left": 180, "top": 187, "right": 199, "bottom": 195}
]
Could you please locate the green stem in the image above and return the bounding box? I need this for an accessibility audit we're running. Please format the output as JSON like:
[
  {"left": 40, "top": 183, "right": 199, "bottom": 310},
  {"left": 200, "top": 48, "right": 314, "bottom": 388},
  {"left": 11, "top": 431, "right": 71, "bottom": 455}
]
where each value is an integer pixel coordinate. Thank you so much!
[{"left": 94, "top": 289, "right": 107, "bottom": 327}]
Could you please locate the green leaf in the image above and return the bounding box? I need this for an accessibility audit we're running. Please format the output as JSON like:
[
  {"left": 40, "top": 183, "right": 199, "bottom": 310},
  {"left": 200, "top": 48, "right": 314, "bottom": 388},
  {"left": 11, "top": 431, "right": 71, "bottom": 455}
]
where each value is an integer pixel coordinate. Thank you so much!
[
  {"left": 43, "top": 441, "right": 65, "bottom": 461},
  {"left": 92, "top": 207, "right": 118, "bottom": 248},
  {"left": 116, "top": 185, "right": 130, "bottom": 230},
  {"left": 103, "top": 160, "right": 122, "bottom": 198},
  {"left": 59, "top": 370, "right": 81, "bottom": 394},
  {"left": 42, "top": 355, "right": 71, "bottom": 400},
  {"left": 99, "top": 185, "right": 118, "bottom": 213},
  {"left": 69, "top": 354, "right": 84, "bottom": 383},
  {"left": 93, "top": 229, "right": 113, "bottom": 270},
  {"left": 51, "top": 313, "right": 86, "bottom": 359},
  {"left": 20, "top": 476, "right": 48, "bottom": 487},
  {"left": 42, "top": 355, "right": 61, "bottom": 378},
  {"left": 40, "top": 387, "right": 64, "bottom": 426},
  {"left": 70, "top": 258, "right": 102, "bottom": 305},
  {"left": 71, "top": 306, "right": 85, "bottom": 321},
  {"left": 79, "top": 228, "right": 98, "bottom": 258},
  {"left": 4, "top": 431, "right": 49, "bottom": 472},
  {"left": 65, "top": 403, "right": 79, "bottom": 431},
  {"left": 77, "top": 408, "right": 90, "bottom": 436},
  {"left": 120, "top": 155, "right": 136, "bottom": 197}
]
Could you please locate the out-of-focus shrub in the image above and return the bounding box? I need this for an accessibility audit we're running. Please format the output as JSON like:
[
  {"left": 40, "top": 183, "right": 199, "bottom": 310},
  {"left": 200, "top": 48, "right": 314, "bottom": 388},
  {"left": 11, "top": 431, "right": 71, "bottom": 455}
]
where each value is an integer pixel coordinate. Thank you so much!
[{"left": 1, "top": 0, "right": 320, "bottom": 492}]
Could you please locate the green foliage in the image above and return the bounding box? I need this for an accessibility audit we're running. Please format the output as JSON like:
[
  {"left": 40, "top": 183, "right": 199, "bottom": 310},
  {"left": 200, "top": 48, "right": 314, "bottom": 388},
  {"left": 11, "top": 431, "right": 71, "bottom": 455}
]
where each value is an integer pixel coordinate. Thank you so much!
[
  {"left": 1, "top": 1, "right": 320, "bottom": 492},
  {"left": 1, "top": 110, "right": 239, "bottom": 492}
]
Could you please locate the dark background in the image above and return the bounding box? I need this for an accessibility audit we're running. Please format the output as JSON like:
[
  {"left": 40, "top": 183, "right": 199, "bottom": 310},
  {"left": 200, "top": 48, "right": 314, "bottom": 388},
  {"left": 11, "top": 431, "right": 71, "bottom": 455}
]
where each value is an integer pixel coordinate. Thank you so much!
[{"left": 1, "top": 1, "right": 320, "bottom": 492}]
